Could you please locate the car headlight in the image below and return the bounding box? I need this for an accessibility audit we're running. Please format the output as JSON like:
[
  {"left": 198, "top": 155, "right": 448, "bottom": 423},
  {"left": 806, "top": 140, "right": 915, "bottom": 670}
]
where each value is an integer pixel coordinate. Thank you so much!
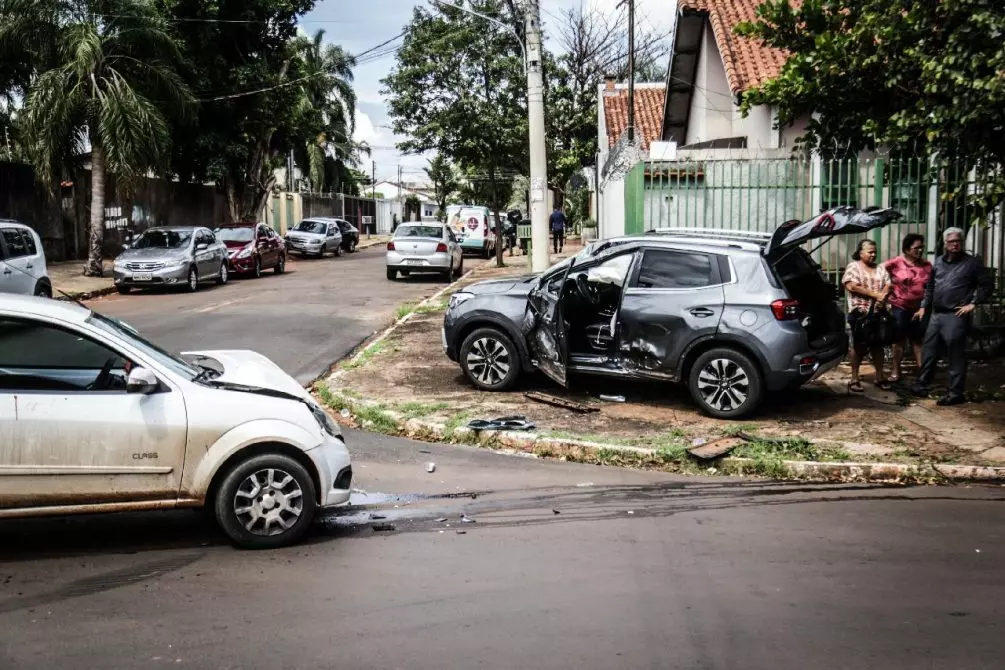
[
  {"left": 236, "top": 244, "right": 254, "bottom": 259},
  {"left": 165, "top": 258, "right": 188, "bottom": 269},
  {"left": 449, "top": 292, "right": 475, "bottom": 310},
  {"left": 309, "top": 402, "right": 341, "bottom": 438}
]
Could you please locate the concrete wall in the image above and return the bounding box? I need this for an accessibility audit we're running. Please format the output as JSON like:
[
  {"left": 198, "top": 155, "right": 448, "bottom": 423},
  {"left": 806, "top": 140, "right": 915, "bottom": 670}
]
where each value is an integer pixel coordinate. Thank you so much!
[
  {"left": 685, "top": 24, "right": 734, "bottom": 146},
  {"left": 599, "top": 178, "right": 626, "bottom": 239}
]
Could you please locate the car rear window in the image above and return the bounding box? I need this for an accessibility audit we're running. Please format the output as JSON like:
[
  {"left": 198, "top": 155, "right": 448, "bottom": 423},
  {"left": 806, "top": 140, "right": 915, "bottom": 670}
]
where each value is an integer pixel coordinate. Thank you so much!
[
  {"left": 396, "top": 225, "right": 442, "bottom": 238},
  {"left": 1, "top": 227, "right": 28, "bottom": 258}
]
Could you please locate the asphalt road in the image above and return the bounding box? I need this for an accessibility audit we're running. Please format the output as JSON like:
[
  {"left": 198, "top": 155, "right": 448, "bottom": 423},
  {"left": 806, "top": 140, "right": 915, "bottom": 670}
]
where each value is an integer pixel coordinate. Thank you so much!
[
  {"left": 1, "top": 430, "right": 1004, "bottom": 670},
  {"left": 83, "top": 246, "right": 482, "bottom": 384}
]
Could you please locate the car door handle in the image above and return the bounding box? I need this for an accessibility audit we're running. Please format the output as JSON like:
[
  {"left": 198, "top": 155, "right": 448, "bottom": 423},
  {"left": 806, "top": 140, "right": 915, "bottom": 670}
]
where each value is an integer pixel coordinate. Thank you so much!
[
  {"left": 689, "top": 307, "right": 716, "bottom": 318},
  {"left": 2, "top": 267, "right": 11, "bottom": 274},
  {"left": 25, "top": 263, "right": 33, "bottom": 269}
]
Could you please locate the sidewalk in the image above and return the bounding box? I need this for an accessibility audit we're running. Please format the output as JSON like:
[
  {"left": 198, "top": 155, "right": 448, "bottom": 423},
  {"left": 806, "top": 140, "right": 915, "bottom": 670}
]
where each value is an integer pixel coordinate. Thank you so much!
[
  {"left": 320, "top": 249, "right": 1005, "bottom": 482},
  {"left": 49, "top": 260, "right": 115, "bottom": 300}
]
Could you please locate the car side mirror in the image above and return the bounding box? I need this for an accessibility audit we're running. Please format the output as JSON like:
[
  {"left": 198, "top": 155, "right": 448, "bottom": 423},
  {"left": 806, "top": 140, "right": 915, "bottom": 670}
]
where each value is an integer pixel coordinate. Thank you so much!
[
  {"left": 121, "top": 242, "right": 131, "bottom": 250},
  {"left": 126, "top": 367, "right": 159, "bottom": 394},
  {"left": 195, "top": 242, "right": 208, "bottom": 251}
]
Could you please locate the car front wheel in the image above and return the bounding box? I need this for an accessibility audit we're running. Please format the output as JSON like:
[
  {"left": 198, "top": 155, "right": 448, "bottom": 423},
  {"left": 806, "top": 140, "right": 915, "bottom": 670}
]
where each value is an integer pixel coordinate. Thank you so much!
[
  {"left": 213, "top": 453, "right": 318, "bottom": 549},
  {"left": 459, "top": 327, "right": 521, "bottom": 391},
  {"left": 275, "top": 254, "right": 285, "bottom": 274},
  {"left": 688, "top": 347, "right": 764, "bottom": 419},
  {"left": 186, "top": 267, "right": 199, "bottom": 292},
  {"left": 217, "top": 263, "right": 229, "bottom": 285}
]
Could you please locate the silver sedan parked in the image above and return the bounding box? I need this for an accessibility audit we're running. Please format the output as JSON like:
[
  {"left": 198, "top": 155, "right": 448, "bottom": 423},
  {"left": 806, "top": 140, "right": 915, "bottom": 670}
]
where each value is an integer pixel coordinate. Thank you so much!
[
  {"left": 113, "top": 226, "right": 229, "bottom": 294},
  {"left": 386, "top": 223, "right": 463, "bottom": 281}
]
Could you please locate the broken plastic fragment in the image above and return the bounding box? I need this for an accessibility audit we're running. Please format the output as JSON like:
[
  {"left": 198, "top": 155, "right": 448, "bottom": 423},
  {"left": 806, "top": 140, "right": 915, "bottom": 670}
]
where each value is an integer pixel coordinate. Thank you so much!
[
  {"left": 340, "top": 408, "right": 350, "bottom": 418},
  {"left": 426, "top": 462, "right": 436, "bottom": 473},
  {"left": 598, "top": 394, "right": 625, "bottom": 402},
  {"left": 456, "top": 530, "right": 467, "bottom": 535},
  {"left": 627, "top": 510, "right": 634, "bottom": 515},
  {"left": 436, "top": 517, "right": 447, "bottom": 522},
  {"left": 461, "top": 515, "right": 476, "bottom": 523},
  {"left": 371, "top": 523, "right": 396, "bottom": 532}
]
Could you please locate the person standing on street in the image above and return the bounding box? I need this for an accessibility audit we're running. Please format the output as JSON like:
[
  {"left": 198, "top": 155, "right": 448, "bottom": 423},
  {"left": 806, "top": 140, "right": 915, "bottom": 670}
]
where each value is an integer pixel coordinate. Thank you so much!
[
  {"left": 912, "top": 227, "right": 994, "bottom": 405},
  {"left": 883, "top": 234, "right": 932, "bottom": 382},
  {"left": 549, "top": 204, "right": 566, "bottom": 254}
]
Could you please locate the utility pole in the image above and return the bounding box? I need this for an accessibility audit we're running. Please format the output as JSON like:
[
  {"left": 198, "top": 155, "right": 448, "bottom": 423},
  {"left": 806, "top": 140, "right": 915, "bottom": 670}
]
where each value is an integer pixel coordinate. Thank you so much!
[
  {"left": 627, "top": 0, "right": 635, "bottom": 143},
  {"left": 525, "top": 0, "right": 550, "bottom": 272},
  {"left": 397, "top": 164, "right": 403, "bottom": 223},
  {"left": 371, "top": 160, "right": 376, "bottom": 238}
]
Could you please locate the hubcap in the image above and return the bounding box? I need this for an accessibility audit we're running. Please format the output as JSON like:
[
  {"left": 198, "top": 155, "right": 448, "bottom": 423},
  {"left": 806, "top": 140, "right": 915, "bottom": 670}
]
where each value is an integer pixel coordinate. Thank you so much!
[
  {"left": 466, "top": 337, "right": 511, "bottom": 386},
  {"left": 220, "top": 265, "right": 227, "bottom": 282},
  {"left": 233, "top": 468, "right": 304, "bottom": 536},
  {"left": 697, "top": 358, "right": 750, "bottom": 412}
]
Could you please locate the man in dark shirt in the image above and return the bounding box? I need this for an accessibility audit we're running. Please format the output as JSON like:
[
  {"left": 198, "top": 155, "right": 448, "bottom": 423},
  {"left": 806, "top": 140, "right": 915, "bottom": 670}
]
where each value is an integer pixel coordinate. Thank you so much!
[
  {"left": 549, "top": 205, "right": 566, "bottom": 254},
  {"left": 912, "top": 227, "right": 994, "bottom": 405}
]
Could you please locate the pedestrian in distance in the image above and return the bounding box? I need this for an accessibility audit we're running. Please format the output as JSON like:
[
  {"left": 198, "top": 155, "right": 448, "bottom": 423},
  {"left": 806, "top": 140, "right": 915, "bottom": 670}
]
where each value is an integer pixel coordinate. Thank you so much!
[
  {"left": 842, "top": 239, "right": 892, "bottom": 393},
  {"left": 883, "top": 233, "right": 932, "bottom": 382},
  {"left": 549, "top": 204, "right": 566, "bottom": 254},
  {"left": 911, "top": 227, "right": 994, "bottom": 405}
]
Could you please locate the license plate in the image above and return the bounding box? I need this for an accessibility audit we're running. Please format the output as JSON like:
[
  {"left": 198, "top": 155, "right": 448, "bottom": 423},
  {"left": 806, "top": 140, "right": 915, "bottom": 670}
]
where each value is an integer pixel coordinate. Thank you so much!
[
  {"left": 402, "top": 259, "right": 421, "bottom": 265},
  {"left": 132, "top": 272, "right": 152, "bottom": 281}
]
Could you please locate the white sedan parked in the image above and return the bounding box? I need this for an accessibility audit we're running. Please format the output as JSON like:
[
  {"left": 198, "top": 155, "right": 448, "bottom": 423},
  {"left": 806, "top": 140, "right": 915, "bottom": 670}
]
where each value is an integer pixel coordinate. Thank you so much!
[
  {"left": 0, "top": 294, "right": 352, "bottom": 549},
  {"left": 386, "top": 222, "right": 463, "bottom": 281}
]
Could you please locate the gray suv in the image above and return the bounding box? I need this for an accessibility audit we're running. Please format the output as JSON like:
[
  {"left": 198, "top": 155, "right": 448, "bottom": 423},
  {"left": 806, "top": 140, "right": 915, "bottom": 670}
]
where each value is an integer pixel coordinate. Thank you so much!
[{"left": 442, "top": 207, "right": 901, "bottom": 418}]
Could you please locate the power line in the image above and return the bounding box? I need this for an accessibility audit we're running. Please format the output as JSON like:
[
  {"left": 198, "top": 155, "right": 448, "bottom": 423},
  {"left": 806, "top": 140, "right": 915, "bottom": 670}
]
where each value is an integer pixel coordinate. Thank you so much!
[{"left": 87, "top": 12, "right": 356, "bottom": 25}]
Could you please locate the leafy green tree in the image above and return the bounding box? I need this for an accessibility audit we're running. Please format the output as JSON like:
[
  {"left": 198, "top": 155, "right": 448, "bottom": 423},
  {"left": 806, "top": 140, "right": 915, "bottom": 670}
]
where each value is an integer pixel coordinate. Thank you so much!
[
  {"left": 383, "top": 0, "right": 526, "bottom": 266},
  {"left": 424, "top": 153, "right": 458, "bottom": 220},
  {"left": 2, "top": 0, "right": 192, "bottom": 275},
  {"left": 738, "top": 0, "right": 1005, "bottom": 225}
]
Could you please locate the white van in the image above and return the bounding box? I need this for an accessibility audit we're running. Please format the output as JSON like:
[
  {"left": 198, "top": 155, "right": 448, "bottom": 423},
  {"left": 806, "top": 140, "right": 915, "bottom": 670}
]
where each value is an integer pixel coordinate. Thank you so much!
[
  {"left": 446, "top": 205, "right": 496, "bottom": 258},
  {"left": 0, "top": 220, "right": 51, "bottom": 297}
]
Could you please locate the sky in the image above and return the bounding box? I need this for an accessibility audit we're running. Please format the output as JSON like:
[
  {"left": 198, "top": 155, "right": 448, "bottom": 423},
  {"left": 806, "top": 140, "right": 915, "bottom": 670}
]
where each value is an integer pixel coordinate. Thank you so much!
[{"left": 299, "top": 0, "right": 676, "bottom": 182}]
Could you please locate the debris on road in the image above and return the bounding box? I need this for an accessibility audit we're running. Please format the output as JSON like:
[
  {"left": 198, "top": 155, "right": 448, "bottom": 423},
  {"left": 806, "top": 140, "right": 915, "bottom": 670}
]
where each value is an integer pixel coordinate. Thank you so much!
[
  {"left": 466, "top": 415, "right": 536, "bottom": 431},
  {"left": 552, "top": 509, "right": 561, "bottom": 515},
  {"left": 687, "top": 437, "right": 745, "bottom": 460},
  {"left": 691, "top": 437, "right": 707, "bottom": 447},
  {"left": 525, "top": 391, "right": 598, "bottom": 414},
  {"left": 371, "top": 523, "right": 396, "bottom": 532},
  {"left": 370, "top": 513, "right": 387, "bottom": 520},
  {"left": 340, "top": 408, "right": 351, "bottom": 418},
  {"left": 598, "top": 394, "right": 625, "bottom": 403},
  {"left": 456, "top": 530, "right": 467, "bottom": 535},
  {"left": 418, "top": 449, "right": 432, "bottom": 454},
  {"left": 627, "top": 510, "right": 634, "bottom": 515},
  {"left": 426, "top": 462, "right": 437, "bottom": 473},
  {"left": 461, "top": 514, "right": 476, "bottom": 523}
]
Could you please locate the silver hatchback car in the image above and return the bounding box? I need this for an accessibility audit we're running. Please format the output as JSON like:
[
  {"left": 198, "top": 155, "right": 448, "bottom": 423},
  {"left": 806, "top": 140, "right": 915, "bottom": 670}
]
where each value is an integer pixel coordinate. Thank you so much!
[
  {"left": 285, "top": 218, "right": 344, "bottom": 257},
  {"left": 386, "top": 222, "right": 463, "bottom": 281},
  {"left": 113, "top": 226, "right": 229, "bottom": 293}
]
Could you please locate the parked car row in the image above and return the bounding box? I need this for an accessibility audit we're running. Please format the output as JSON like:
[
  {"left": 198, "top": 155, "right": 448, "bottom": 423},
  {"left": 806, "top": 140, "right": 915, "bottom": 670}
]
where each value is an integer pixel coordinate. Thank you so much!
[{"left": 0, "top": 293, "right": 352, "bottom": 548}]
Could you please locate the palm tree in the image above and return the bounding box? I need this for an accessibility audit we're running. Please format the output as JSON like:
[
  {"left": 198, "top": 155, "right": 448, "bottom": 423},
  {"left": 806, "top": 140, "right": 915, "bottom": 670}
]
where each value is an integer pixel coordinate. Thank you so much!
[
  {"left": 293, "top": 29, "right": 362, "bottom": 192},
  {"left": 1, "top": 0, "right": 192, "bottom": 275}
]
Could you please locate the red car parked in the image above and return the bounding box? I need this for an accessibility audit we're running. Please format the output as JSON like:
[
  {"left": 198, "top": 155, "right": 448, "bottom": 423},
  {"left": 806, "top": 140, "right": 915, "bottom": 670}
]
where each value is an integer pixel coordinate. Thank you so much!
[{"left": 215, "top": 222, "right": 287, "bottom": 277}]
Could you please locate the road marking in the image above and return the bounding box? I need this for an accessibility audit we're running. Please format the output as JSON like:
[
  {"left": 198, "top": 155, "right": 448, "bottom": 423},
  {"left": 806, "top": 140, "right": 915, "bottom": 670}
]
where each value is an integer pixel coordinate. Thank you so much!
[{"left": 191, "top": 296, "right": 253, "bottom": 314}]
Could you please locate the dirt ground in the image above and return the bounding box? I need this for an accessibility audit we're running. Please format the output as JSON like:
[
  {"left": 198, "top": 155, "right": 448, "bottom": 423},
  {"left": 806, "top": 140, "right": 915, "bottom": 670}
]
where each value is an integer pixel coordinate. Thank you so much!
[{"left": 329, "top": 249, "right": 1005, "bottom": 467}]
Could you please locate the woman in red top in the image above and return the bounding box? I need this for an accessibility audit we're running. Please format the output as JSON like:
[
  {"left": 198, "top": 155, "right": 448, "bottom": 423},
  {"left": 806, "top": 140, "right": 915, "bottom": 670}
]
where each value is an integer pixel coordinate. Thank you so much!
[{"left": 883, "top": 234, "right": 933, "bottom": 382}]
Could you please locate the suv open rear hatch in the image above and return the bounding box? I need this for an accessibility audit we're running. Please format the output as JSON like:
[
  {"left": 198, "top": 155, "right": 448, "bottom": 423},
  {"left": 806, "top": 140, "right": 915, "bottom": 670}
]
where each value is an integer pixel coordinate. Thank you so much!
[{"left": 763, "top": 206, "right": 902, "bottom": 259}]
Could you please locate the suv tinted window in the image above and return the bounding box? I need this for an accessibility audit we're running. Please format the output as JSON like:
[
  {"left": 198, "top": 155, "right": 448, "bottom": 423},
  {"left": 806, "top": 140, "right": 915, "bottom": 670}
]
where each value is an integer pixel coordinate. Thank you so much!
[
  {"left": 635, "top": 250, "right": 717, "bottom": 289},
  {"left": 1, "top": 227, "right": 28, "bottom": 259},
  {"left": 0, "top": 318, "right": 129, "bottom": 391}
]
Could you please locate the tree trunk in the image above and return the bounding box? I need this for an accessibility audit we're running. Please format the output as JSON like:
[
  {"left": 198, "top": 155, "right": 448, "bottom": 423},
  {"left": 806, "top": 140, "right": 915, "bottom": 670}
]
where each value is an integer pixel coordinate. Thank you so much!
[
  {"left": 223, "top": 179, "right": 240, "bottom": 223},
  {"left": 84, "top": 144, "right": 106, "bottom": 277},
  {"left": 488, "top": 163, "right": 504, "bottom": 268}
]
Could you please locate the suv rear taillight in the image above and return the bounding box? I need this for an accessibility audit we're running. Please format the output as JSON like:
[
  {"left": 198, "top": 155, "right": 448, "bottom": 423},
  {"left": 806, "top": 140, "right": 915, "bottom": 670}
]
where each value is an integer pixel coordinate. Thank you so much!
[
  {"left": 771, "top": 299, "right": 800, "bottom": 320},
  {"left": 386, "top": 241, "right": 395, "bottom": 250},
  {"left": 436, "top": 242, "right": 448, "bottom": 253}
]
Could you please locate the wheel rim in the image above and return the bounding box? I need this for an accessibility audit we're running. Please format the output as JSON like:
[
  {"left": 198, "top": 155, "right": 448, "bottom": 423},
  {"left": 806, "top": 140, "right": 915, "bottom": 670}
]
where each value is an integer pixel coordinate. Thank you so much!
[
  {"left": 278, "top": 255, "right": 285, "bottom": 271},
  {"left": 220, "top": 265, "right": 228, "bottom": 282},
  {"left": 233, "top": 467, "right": 304, "bottom": 537},
  {"left": 466, "top": 337, "right": 511, "bottom": 386},
  {"left": 189, "top": 269, "right": 198, "bottom": 290},
  {"left": 697, "top": 358, "right": 750, "bottom": 412}
]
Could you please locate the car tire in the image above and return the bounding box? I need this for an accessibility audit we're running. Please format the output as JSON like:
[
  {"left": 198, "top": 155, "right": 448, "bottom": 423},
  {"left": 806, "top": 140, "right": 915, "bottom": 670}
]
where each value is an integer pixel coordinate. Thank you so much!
[
  {"left": 459, "top": 327, "right": 521, "bottom": 391},
  {"left": 117, "top": 286, "right": 131, "bottom": 295},
  {"left": 454, "top": 257, "right": 464, "bottom": 278},
  {"left": 217, "top": 263, "right": 229, "bottom": 285},
  {"left": 688, "top": 347, "right": 764, "bottom": 419},
  {"left": 483, "top": 244, "right": 492, "bottom": 260},
  {"left": 186, "top": 266, "right": 199, "bottom": 292},
  {"left": 275, "top": 254, "right": 285, "bottom": 274},
  {"left": 319, "top": 244, "right": 327, "bottom": 258},
  {"left": 253, "top": 256, "right": 262, "bottom": 278},
  {"left": 349, "top": 239, "right": 357, "bottom": 253},
  {"left": 386, "top": 268, "right": 396, "bottom": 280},
  {"left": 33, "top": 280, "right": 52, "bottom": 298},
  {"left": 213, "top": 453, "right": 318, "bottom": 550},
  {"left": 334, "top": 243, "right": 343, "bottom": 257}
]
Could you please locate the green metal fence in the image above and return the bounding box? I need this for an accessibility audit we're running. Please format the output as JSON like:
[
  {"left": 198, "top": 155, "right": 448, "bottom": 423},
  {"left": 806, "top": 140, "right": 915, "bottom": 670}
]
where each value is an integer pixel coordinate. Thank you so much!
[{"left": 626, "top": 155, "right": 1005, "bottom": 328}]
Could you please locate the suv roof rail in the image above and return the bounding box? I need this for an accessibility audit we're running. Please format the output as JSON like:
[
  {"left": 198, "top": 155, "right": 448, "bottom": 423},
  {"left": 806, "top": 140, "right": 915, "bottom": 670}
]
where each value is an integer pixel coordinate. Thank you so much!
[{"left": 647, "top": 227, "right": 772, "bottom": 243}]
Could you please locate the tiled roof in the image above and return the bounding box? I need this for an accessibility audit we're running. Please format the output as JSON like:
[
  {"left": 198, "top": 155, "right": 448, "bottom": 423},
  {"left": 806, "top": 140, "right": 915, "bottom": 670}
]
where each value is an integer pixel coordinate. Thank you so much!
[
  {"left": 603, "top": 87, "right": 665, "bottom": 150},
  {"left": 679, "top": 0, "right": 790, "bottom": 94}
]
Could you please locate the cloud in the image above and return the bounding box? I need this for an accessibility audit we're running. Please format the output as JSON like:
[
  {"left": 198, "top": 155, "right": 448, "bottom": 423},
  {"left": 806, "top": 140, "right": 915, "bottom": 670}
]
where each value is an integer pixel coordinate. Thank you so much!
[{"left": 353, "top": 110, "right": 383, "bottom": 145}]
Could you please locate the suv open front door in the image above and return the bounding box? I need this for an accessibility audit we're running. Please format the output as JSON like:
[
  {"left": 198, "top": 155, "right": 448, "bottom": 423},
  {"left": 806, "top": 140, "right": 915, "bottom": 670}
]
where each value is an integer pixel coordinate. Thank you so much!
[{"left": 525, "top": 263, "right": 572, "bottom": 386}]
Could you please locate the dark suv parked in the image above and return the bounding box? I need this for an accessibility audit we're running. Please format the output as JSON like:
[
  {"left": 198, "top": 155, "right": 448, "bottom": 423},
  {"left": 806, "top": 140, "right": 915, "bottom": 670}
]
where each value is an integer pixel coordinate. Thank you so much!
[{"left": 442, "top": 207, "right": 901, "bottom": 418}]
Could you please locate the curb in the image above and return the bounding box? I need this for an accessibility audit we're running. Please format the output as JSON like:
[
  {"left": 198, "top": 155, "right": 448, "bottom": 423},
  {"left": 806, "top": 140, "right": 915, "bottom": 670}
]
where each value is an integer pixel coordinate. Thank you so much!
[
  {"left": 318, "top": 391, "right": 1005, "bottom": 484},
  {"left": 326, "top": 264, "right": 479, "bottom": 382}
]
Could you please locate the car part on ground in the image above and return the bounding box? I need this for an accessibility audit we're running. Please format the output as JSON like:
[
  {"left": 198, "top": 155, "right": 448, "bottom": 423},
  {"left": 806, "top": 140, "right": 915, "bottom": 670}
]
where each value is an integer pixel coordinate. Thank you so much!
[
  {"left": 442, "top": 207, "right": 901, "bottom": 419},
  {"left": 0, "top": 294, "right": 352, "bottom": 549}
]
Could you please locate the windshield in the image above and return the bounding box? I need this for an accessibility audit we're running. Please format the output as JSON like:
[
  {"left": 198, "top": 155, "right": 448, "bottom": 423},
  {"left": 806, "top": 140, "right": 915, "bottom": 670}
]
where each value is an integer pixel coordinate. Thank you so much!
[
  {"left": 215, "top": 227, "right": 254, "bottom": 243},
  {"left": 293, "top": 221, "right": 327, "bottom": 234},
  {"left": 395, "top": 225, "right": 443, "bottom": 239},
  {"left": 133, "top": 230, "right": 191, "bottom": 249},
  {"left": 88, "top": 312, "right": 200, "bottom": 380}
]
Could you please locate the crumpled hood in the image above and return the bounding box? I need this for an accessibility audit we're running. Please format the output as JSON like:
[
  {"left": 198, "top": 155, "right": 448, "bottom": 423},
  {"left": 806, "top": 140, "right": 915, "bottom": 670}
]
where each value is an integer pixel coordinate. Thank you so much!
[
  {"left": 117, "top": 247, "right": 188, "bottom": 262},
  {"left": 182, "top": 349, "right": 310, "bottom": 402},
  {"left": 465, "top": 274, "right": 538, "bottom": 296}
]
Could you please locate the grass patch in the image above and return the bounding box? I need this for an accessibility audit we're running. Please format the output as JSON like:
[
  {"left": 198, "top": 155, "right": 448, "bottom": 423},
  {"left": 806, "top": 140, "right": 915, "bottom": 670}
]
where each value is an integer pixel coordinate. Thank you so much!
[
  {"left": 413, "top": 300, "right": 448, "bottom": 315},
  {"left": 442, "top": 412, "right": 473, "bottom": 440},
  {"left": 394, "top": 302, "right": 418, "bottom": 320},
  {"left": 351, "top": 404, "right": 400, "bottom": 434},
  {"left": 315, "top": 384, "right": 350, "bottom": 412},
  {"left": 342, "top": 340, "right": 387, "bottom": 371},
  {"left": 731, "top": 435, "right": 819, "bottom": 461},
  {"left": 393, "top": 401, "right": 450, "bottom": 419}
]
